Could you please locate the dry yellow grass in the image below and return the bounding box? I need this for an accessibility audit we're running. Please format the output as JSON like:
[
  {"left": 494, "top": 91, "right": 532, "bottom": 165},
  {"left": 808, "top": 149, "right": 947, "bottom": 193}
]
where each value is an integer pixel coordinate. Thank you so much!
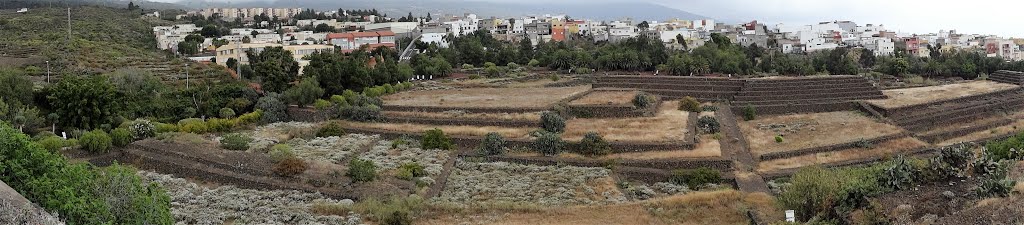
[
  {"left": 867, "top": 81, "right": 1017, "bottom": 108},
  {"left": 418, "top": 190, "right": 781, "bottom": 225},
  {"left": 340, "top": 121, "right": 534, "bottom": 139},
  {"left": 569, "top": 90, "right": 638, "bottom": 106},
  {"left": 739, "top": 111, "right": 904, "bottom": 156},
  {"left": 542, "top": 139, "right": 720, "bottom": 160},
  {"left": 757, "top": 137, "right": 927, "bottom": 173},
  {"left": 937, "top": 112, "right": 1024, "bottom": 146},
  {"left": 564, "top": 101, "right": 689, "bottom": 142},
  {"left": 382, "top": 85, "right": 590, "bottom": 108},
  {"left": 381, "top": 110, "right": 541, "bottom": 121}
]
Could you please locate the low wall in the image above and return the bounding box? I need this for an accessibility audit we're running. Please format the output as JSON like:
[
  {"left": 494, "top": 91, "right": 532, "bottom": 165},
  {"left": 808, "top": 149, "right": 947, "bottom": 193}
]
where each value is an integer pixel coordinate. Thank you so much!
[
  {"left": 731, "top": 102, "right": 861, "bottom": 115},
  {"left": 477, "top": 155, "right": 735, "bottom": 172}
]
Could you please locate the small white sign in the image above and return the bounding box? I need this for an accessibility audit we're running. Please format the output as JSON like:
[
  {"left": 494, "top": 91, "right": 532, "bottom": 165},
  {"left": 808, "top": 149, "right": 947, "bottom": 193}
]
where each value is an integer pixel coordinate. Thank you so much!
[{"left": 785, "top": 210, "right": 796, "bottom": 222}]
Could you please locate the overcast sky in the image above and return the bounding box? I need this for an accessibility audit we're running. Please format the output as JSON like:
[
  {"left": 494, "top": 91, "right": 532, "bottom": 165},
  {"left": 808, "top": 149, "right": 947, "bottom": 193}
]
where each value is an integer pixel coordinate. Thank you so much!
[{"left": 157, "top": 0, "right": 1023, "bottom": 38}]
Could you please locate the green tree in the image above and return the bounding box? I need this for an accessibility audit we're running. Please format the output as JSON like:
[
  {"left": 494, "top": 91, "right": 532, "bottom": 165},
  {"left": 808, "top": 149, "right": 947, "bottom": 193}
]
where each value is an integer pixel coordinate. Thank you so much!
[
  {"left": 859, "top": 49, "right": 876, "bottom": 68},
  {"left": 48, "top": 75, "right": 119, "bottom": 130},
  {"left": 0, "top": 68, "right": 33, "bottom": 107},
  {"left": 314, "top": 23, "right": 336, "bottom": 33},
  {"left": 248, "top": 47, "right": 300, "bottom": 93},
  {"left": 177, "top": 41, "right": 200, "bottom": 55},
  {"left": 200, "top": 25, "right": 220, "bottom": 38},
  {"left": 283, "top": 78, "right": 325, "bottom": 107}
]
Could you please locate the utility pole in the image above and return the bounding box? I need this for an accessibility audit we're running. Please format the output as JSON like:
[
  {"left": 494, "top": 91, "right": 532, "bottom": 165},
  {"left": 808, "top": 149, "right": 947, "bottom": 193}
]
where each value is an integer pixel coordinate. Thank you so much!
[
  {"left": 236, "top": 41, "right": 242, "bottom": 80},
  {"left": 45, "top": 60, "right": 50, "bottom": 83},
  {"left": 185, "top": 63, "right": 190, "bottom": 89}
]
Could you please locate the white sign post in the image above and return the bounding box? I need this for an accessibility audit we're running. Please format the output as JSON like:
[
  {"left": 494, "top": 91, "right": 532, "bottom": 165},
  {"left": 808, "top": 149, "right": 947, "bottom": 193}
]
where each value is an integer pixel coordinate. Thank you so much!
[{"left": 785, "top": 210, "right": 796, "bottom": 222}]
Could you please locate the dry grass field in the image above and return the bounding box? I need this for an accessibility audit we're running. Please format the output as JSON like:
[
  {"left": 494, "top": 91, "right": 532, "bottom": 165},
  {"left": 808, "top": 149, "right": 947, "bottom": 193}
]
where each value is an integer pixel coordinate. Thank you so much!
[
  {"left": 381, "top": 110, "right": 541, "bottom": 121},
  {"left": 344, "top": 102, "right": 689, "bottom": 143},
  {"left": 419, "top": 190, "right": 781, "bottom": 225},
  {"left": 564, "top": 101, "right": 689, "bottom": 142},
  {"left": 937, "top": 112, "right": 1024, "bottom": 146},
  {"left": 739, "top": 111, "right": 904, "bottom": 156},
  {"left": 757, "top": 137, "right": 928, "bottom": 173},
  {"left": 867, "top": 81, "right": 1017, "bottom": 108},
  {"left": 569, "top": 90, "right": 639, "bottom": 106},
  {"left": 511, "top": 138, "right": 721, "bottom": 159},
  {"left": 382, "top": 85, "right": 590, "bottom": 108},
  {"left": 340, "top": 121, "right": 535, "bottom": 139}
]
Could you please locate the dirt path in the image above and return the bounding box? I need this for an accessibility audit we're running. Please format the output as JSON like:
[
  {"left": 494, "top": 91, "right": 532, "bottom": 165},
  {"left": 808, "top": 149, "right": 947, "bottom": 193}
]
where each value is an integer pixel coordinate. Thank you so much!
[{"left": 715, "top": 103, "right": 770, "bottom": 194}]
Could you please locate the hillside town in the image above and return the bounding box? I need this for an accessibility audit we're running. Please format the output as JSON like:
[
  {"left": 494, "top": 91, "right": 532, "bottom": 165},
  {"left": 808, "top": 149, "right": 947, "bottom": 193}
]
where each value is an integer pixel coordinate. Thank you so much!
[{"left": 156, "top": 7, "right": 1024, "bottom": 74}]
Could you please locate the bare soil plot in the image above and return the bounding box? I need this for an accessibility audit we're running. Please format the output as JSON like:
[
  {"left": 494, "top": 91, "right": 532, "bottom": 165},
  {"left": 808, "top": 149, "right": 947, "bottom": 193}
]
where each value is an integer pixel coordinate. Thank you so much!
[
  {"left": 569, "top": 90, "right": 639, "bottom": 106},
  {"left": 419, "top": 190, "right": 782, "bottom": 225},
  {"left": 382, "top": 110, "right": 541, "bottom": 121},
  {"left": 538, "top": 137, "right": 721, "bottom": 159},
  {"left": 382, "top": 86, "right": 590, "bottom": 108},
  {"left": 564, "top": 101, "right": 689, "bottom": 142},
  {"left": 739, "top": 111, "right": 904, "bottom": 156},
  {"left": 757, "top": 137, "right": 927, "bottom": 173},
  {"left": 867, "top": 81, "right": 1017, "bottom": 109}
]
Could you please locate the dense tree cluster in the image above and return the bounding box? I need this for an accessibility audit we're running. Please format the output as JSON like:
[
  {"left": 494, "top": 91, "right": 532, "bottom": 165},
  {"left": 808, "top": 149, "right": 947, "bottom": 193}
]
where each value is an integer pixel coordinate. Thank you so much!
[{"left": 302, "top": 47, "right": 414, "bottom": 95}]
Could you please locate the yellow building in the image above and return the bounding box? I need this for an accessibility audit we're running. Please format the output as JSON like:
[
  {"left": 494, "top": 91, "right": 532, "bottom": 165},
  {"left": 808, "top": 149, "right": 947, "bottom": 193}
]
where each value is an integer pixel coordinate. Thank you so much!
[{"left": 215, "top": 43, "right": 333, "bottom": 74}]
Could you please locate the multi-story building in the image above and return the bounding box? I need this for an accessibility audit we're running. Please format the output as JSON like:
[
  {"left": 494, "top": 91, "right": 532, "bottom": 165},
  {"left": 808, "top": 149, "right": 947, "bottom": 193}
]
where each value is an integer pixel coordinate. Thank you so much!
[
  {"left": 326, "top": 31, "right": 397, "bottom": 52},
  {"left": 214, "top": 43, "right": 332, "bottom": 74}
]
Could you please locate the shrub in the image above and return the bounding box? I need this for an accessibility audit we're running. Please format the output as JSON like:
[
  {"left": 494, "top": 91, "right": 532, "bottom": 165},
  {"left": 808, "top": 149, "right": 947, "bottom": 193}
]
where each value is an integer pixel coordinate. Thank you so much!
[
  {"left": 534, "top": 131, "right": 563, "bottom": 156},
  {"left": 669, "top": 167, "right": 721, "bottom": 189},
  {"left": 679, "top": 96, "right": 701, "bottom": 112},
  {"left": 236, "top": 110, "right": 263, "bottom": 125},
  {"left": 540, "top": 112, "right": 565, "bottom": 133},
  {"left": 269, "top": 144, "right": 294, "bottom": 162},
  {"left": 468, "top": 74, "right": 481, "bottom": 79},
  {"left": 341, "top": 105, "right": 383, "bottom": 122},
  {"left": 205, "top": 118, "right": 236, "bottom": 132},
  {"left": 257, "top": 93, "right": 288, "bottom": 124},
  {"left": 127, "top": 119, "right": 155, "bottom": 139},
  {"left": 977, "top": 177, "right": 1015, "bottom": 197},
  {"left": 80, "top": 129, "right": 113, "bottom": 153},
  {"left": 779, "top": 166, "right": 883, "bottom": 222},
  {"left": 177, "top": 118, "right": 208, "bottom": 133},
  {"left": 484, "top": 65, "right": 501, "bottom": 77},
  {"left": 219, "top": 107, "right": 236, "bottom": 118},
  {"left": 220, "top": 133, "right": 252, "bottom": 151},
  {"left": 575, "top": 132, "right": 612, "bottom": 156},
  {"left": 110, "top": 128, "right": 132, "bottom": 147},
  {"left": 396, "top": 163, "right": 427, "bottom": 180},
  {"left": 742, "top": 105, "right": 757, "bottom": 121},
  {"left": 330, "top": 95, "right": 347, "bottom": 105},
  {"left": 478, "top": 132, "right": 506, "bottom": 156},
  {"left": 879, "top": 155, "right": 918, "bottom": 190},
  {"left": 317, "top": 121, "right": 346, "bottom": 137},
  {"left": 549, "top": 74, "right": 560, "bottom": 81},
  {"left": 273, "top": 157, "right": 308, "bottom": 177},
  {"left": 928, "top": 143, "right": 974, "bottom": 180},
  {"left": 632, "top": 92, "right": 655, "bottom": 109},
  {"left": 154, "top": 122, "right": 178, "bottom": 133},
  {"left": 348, "top": 159, "right": 378, "bottom": 182},
  {"left": 528, "top": 59, "right": 540, "bottom": 67},
  {"left": 421, "top": 128, "right": 454, "bottom": 150},
  {"left": 702, "top": 105, "right": 718, "bottom": 112},
  {"left": 775, "top": 135, "right": 784, "bottom": 143},
  {"left": 696, "top": 116, "right": 720, "bottom": 134},
  {"left": 461, "top": 63, "right": 474, "bottom": 70},
  {"left": 383, "top": 84, "right": 395, "bottom": 94},
  {"left": 36, "top": 136, "right": 67, "bottom": 152},
  {"left": 353, "top": 196, "right": 424, "bottom": 225}
]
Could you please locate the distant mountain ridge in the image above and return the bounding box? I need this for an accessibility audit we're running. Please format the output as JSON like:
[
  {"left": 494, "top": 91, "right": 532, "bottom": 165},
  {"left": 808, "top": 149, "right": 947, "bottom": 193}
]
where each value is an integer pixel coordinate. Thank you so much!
[{"left": 174, "top": 0, "right": 712, "bottom": 22}]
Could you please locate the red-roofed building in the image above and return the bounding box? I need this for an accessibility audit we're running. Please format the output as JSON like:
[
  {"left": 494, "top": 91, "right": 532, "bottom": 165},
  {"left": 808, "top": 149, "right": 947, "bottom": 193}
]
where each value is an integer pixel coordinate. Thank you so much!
[{"left": 327, "top": 31, "right": 397, "bottom": 52}]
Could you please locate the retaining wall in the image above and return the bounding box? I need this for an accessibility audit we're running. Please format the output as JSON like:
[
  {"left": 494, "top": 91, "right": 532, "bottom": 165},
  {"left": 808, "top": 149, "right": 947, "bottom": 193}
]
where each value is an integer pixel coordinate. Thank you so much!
[{"left": 758, "top": 132, "right": 912, "bottom": 161}]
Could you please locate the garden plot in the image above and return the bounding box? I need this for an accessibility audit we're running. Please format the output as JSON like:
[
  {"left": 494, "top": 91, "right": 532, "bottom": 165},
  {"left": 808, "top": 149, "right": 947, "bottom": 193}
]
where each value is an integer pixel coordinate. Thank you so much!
[
  {"left": 867, "top": 81, "right": 1018, "bottom": 108},
  {"left": 356, "top": 139, "right": 451, "bottom": 178},
  {"left": 382, "top": 86, "right": 590, "bottom": 108},
  {"left": 739, "top": 111, "right": 904, "bottom": 156},
  {"left": 568, "top": 90, "right": 639, "bottom": 106},
  {"left": 563, "top": 101, "right": 689, "bottom": 142},
  {"left": 937, "top": 112, "right": 1024, "bottom": 146},
  {"left": 756, "top": 137, "right": 928, "bottom": 173},
  {"left": 341, "top": 121, "right": 535, "bottom": 139},
  {"left": 286, "top": 134, "right": 379, "bottom": 164},
  {"left": 382, "top": 110, "right": 541, "bottom": 121},
  {"left": 434, "top": 160, "right": 625, "bottom": 206},
  {"left": 139, "top": 171, "right": 361, "bottom": 225},
  {"left": 248, "top": 122, "right": 318, "bottom": 151}
]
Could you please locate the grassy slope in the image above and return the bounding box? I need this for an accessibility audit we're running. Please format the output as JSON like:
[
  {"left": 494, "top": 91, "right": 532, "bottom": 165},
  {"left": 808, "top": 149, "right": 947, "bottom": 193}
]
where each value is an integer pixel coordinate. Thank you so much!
[{"left": 0, "top": 6, "right": 226, "bottom": 84}]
